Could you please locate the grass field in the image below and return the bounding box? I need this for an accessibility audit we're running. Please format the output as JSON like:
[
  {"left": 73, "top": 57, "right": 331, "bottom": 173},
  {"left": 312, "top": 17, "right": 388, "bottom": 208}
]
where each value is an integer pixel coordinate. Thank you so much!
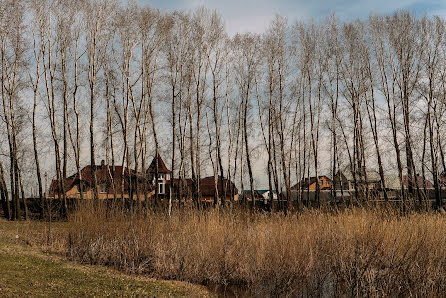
[{"left": 0, "top": 219, "right": 214, "bottom": 297}]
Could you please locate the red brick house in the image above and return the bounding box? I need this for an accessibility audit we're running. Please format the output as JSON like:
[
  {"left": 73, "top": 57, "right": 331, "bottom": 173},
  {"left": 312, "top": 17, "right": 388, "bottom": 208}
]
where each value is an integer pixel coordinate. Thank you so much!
[
  {"left": 145, "top": 154, "right": 238, "bottom": 202},
  {"left": 402, "top": 175, "right": 434, "bottom": 189},
  {"left": 49, "top": 154, "right": 239, "bottom": 203},
  {"left": 146, "top": 153, "right": 172, "bottom": 197},
  {"left": 49, "top": 161, "right": 154, "bottom": 200}
]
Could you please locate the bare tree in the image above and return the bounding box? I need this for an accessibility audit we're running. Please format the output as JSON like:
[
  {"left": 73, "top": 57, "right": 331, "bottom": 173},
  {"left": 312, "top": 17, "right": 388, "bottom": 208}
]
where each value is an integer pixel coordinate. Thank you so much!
[
  {"left": 205, "top": 11, "right": 227, "bottom": 206},
  {"left": 0, "top": 0, "right": 27, "bottom": 219},
  {"left": 0, "top": 161, "right": 10, "bottom": 219},
  {"left": 40, "top": 1, "right": 67, "bottom": 216},
  {"left": 386, "top": 12, "right": 424, "bottom": 203},
  {"left": 163, "top": 11, "right": 193, "bottom": 210},
  {"left": 232, "top": 33, "right": 261, "bottom": 209},
  {"left": 418, "top": 16, "right": 445, "bottom": 207},
  {"left": 84, "top": 0, "right": 115, "bottom": 207},
  {"left": 29, "top": 0, "right": 47, "bottom": 218},
  {"left": 370, "top": 15, "right": 406, "bottom": 203}
]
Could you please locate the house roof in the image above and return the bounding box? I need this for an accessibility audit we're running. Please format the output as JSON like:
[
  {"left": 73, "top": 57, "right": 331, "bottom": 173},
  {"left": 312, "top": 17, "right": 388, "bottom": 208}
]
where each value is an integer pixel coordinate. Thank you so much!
[
  {"left": 147, "top": 154, "right": 171, "bottom": 173},
  {"left": 341, "top": 169, "right": 381, "bottom": 182},
  {"left": 256, "top": 189, "right": 278, "bottom": 195},
  {"left": 291, "top": 175, "right": 332, "bottom": 190},
  {"left": 49, "top": 164, "right": 152, "bottom": 195},
  {"left": 49, "top": 177, "right": 75, "bottom": 194},
  {"left": 384, "top": 174, "right": 434, "bottom": 190},
  {"left": 199, "top": 176, "right": 238, "bottom": 198},
  {"left": 169, "top": 176, "right": 238, "bottom": 198},
  {"left": 402, "top": 175, "right": 434, "bottom": 189},
  {"left": 384, "top": 175, "right": 400, "bottom": 190}
]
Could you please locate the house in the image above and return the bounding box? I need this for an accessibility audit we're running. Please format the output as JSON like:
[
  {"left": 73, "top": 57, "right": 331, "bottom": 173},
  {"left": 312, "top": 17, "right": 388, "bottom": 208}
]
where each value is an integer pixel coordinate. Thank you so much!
[
  {"left": 285, "top": 189, "right": 349, "bottom": 203},
  {"left": 171, "top": 176, "right": 238, "bottom": 202},
  {"left": 291, "top": 176, "right": 333, "bottom": 191},
  {"left": 49, "top": 154, "right": 239, "bottom": 204},
  {"left": 146, "top": 154, "right": 239, "bottom": 202},
  {"left": 333, "top": 169, "right": 381, "bottom": 191},
  {"left": 385, "top": 174, "right": 434, "bottom": 190},
  {"left": 257, "top": 190, "right": 279, "bottom": 201},
  {"left": 240, "top": 189, "right": 284, "bottom": 210},
  {"left": 242, "top": 190, "right": 265, "bottom": 201},
  {"left": 196, "top": 176, "right": 239, "bottom": 202},
  {"left": 49, "top": 160, "right": 154, "bottom": 200},
  {"left": 146, "top": 153, "right": 172, "bottom": 197}
]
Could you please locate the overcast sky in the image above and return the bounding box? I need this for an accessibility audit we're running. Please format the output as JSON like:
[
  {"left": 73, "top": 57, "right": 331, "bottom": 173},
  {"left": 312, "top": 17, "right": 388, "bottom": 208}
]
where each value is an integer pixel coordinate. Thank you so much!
[{"left": 138, "top": 0, "right": 446, "bottom": 36}]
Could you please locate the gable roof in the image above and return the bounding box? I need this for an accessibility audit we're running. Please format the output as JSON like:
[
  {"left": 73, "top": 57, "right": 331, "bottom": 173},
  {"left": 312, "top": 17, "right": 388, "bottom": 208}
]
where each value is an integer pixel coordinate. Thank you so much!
[
  {"left": 402, "top": 175, "right": 434, "bottom": 189},
  {"left": 338, "top": 169, "right": 381, "bottom": 182},
  {"left": 49, "top": 164, "right": 152, "bottom": 195},
  {"left": 147, "top": 154, "right": 171, "bottom": 173},
  {"left": 198, "top": 176, "right": 238, "bottom": 198},
  {"left": 291, "top": 175, "right": 332, "bottom": 190},
  {"left": 383, "top": 174, "right": 434, "bottom": 190},
  {"left": 169, "top": 176, "right": 238, "bottom": 198}
]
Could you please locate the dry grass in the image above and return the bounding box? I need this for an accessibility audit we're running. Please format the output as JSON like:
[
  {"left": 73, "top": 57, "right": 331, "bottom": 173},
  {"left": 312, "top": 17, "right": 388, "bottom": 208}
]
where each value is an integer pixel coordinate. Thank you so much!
[
  {"left": 0, "top": 218, "right": 214, "bottom": 297},
  {"left": 30, "top": 206, "right": 446, "bottom": 297}
]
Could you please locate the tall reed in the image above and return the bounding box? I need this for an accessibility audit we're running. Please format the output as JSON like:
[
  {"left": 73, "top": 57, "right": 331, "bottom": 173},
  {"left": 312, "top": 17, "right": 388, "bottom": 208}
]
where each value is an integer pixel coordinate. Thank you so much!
[{"left": 44, "top": 205, "right": 446, "bottom": 296}]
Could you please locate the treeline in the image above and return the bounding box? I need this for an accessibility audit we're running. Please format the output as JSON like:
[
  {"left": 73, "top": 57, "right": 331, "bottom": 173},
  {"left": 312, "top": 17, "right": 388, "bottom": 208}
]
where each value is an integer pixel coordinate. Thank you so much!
[{"left": 1, "top": 0, "right": 446, "bottom": 219}]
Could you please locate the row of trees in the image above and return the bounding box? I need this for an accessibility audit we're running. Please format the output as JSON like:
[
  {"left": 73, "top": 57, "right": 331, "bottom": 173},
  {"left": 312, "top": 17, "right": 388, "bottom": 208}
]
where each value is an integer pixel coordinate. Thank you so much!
[{"left": 1, "top": 0, "right": 446, "bottom": 219}]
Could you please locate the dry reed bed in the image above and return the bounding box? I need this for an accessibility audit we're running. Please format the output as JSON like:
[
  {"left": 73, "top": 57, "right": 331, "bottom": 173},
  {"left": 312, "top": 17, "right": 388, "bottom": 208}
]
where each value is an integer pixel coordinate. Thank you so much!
[{"left": 42, "top": 207, "right": 446, "bottom": 296}]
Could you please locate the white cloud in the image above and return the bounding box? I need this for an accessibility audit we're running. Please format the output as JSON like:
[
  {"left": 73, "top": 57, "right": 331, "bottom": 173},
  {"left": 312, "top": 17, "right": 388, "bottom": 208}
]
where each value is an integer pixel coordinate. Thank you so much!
[
  {"left": 146, "top": 0, "right": 438, "bottom": 36},
  {"left": 140, "top": 1, "right": 446, "bottom": 39},
  {"left": 225, "top": 15, "right": 275, "bottom": 36},
  {"left": 430, "top": 9, "right": 446, "bottom": 17}
]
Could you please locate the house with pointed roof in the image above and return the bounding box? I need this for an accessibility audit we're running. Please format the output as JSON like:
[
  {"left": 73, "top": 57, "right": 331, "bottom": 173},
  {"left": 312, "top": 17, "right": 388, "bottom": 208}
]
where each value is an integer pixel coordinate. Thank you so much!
[
  {"left": 333, "top": 169, "right": 382, "bottom": 191},
  {"left": 49, "top": 154, "right": 239, "bottom": 204},
  {"left": 48, "top": 160, "right": 154, "bottom": 200},
  {"left": 146, "top": 153, "right": 172, "bottom": 197},
  {"left": 146, "top": 154, "right": 239, "bottom": 203},
  {"left": 291, "top": 175, "right": 333, "bottom": 191},
  {"left": 195, "top": 176, "right": 239, "bottom": 203},
  {"left": 384, "top": 174, "right": 434, "bottom": 190}
]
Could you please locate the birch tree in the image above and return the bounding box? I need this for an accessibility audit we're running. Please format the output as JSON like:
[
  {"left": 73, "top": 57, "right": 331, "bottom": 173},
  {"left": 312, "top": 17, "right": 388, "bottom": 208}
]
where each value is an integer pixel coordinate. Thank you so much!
[{"left": 232, "top": 33, "right": 261, "bottom": 208}]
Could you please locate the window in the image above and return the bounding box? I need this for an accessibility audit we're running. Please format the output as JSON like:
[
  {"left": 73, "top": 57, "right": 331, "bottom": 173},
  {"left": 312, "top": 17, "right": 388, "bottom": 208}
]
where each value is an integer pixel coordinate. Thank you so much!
[
  {"left": 158, "top": 182, "right": 165, "bottom": 194},
  {"left": 77, "top": 182, "right": 87, "bottom": 193},
  {"left": 99, "top": 183, "right": 107, "bottom": 193}
]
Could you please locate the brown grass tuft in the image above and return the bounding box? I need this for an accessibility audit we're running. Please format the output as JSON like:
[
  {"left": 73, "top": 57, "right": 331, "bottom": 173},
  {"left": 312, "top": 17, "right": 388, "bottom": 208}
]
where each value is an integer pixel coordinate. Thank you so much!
[{"left": 34, "top": 206, "right": 446, "bottom": 296}]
